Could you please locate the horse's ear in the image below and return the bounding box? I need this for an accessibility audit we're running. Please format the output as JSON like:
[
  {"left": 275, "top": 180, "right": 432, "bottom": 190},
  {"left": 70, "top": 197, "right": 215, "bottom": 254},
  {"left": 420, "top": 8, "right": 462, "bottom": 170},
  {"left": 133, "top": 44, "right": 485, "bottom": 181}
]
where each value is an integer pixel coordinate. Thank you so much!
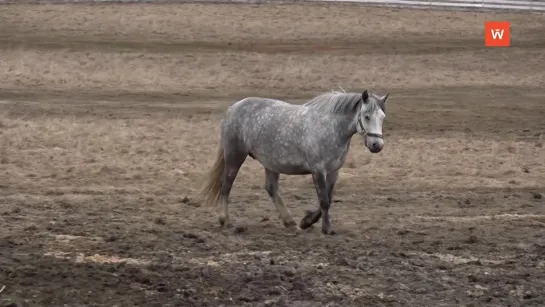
[
  {"left": 362, "top": 90, "right": 369, "bottom": 104},
  {"left": 379, "top": 93, "right": 389, "bottom": 112}
]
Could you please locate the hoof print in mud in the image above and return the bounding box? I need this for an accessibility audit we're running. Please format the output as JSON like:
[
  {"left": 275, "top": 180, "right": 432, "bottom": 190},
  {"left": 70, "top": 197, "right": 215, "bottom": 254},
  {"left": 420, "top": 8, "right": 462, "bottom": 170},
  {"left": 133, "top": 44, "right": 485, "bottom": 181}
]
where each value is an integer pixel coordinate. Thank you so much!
[{"left": 234, "top": 226, "right": 247, "bottom": 234}]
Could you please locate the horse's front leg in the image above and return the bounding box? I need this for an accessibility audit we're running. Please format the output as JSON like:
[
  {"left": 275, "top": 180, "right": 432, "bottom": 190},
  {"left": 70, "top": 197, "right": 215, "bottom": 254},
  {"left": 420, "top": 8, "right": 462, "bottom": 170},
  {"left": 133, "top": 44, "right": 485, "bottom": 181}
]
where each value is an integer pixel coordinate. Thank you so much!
[
  {"left": 299, "top": 170, "right": 338, "bottom": 232},
  {"left": 309, "top": 171, "right": 338, "bottom": 235}
]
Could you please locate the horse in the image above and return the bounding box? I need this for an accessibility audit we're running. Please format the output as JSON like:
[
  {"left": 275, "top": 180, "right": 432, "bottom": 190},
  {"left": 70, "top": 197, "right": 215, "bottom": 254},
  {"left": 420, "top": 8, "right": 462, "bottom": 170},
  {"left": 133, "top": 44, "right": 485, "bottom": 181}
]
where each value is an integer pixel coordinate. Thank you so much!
[{"left": 198, "top": 90, "right": 390, "bottom": 235}]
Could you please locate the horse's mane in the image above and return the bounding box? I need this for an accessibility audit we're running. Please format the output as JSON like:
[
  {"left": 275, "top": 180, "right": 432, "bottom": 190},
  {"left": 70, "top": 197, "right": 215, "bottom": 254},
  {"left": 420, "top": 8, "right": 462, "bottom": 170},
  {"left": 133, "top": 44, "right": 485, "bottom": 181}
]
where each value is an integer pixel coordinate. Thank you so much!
[
  {"left": 303, "top": 91, "right": 363, "bottom": 115},
  {"left": 303, "top": 91, "right": 383, "bottom": 115}
]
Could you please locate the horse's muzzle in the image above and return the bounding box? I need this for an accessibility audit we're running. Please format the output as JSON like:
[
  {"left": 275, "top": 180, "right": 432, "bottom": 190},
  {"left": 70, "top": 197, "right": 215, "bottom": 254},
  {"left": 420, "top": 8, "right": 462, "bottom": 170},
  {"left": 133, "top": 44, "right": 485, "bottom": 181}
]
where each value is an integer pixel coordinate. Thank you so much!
[
  {"left": 364, "top": 133, "right": 384, "bottom": 153},
  {"left": 369, "top": 145, "right": 383, "bottom": 153}
]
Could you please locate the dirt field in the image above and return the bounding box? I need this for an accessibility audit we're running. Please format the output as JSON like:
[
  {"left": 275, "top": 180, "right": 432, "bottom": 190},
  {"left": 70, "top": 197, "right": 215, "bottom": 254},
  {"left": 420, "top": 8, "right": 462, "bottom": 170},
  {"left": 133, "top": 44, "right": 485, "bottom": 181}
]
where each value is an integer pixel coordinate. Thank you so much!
[{"left": 1, "top": 2, "right": 545, "bottom": 306}]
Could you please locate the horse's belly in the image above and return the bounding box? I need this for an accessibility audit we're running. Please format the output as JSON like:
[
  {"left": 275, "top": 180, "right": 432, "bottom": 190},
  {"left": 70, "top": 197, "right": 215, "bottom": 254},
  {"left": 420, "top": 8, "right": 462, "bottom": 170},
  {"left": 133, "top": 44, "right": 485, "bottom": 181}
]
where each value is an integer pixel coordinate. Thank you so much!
[
  {"left": 266, "top": 164, "right": 312, "bottom": 175},
  {"left": 252, "top": 153, "right": 311, "bottom": 175}
]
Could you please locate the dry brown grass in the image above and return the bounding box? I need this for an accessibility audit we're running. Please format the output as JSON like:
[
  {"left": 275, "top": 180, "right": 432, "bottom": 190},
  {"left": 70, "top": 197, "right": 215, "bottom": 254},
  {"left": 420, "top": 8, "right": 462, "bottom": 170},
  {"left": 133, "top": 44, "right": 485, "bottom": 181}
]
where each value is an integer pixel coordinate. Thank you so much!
[
  {"left": 2, "top": 114, "right": 543, "bottom": 196},
  {"left": 1, "top": 4, "right": 545, "bottom": 96},
  {"left": 1, "top": 47, "right": 544, "bottom": 96},
  {"left": 2, "top": 3, "right": 544, "bottom": 42}
]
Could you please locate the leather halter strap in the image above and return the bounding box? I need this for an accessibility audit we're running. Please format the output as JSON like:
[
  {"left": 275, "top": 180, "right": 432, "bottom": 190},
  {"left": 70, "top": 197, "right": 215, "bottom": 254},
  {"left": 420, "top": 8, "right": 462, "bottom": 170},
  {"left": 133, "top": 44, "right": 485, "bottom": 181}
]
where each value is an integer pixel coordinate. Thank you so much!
[{"left": 357, "top": 102, "right": 383, "bottom": 139}]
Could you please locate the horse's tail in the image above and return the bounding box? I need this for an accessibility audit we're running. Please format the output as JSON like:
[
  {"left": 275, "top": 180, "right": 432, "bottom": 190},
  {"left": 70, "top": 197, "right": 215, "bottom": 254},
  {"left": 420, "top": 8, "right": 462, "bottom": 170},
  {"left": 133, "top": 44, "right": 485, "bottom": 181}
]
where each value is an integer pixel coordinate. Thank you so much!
[{"left": 197, "top": 139, "right": 225, "bottom": 208}]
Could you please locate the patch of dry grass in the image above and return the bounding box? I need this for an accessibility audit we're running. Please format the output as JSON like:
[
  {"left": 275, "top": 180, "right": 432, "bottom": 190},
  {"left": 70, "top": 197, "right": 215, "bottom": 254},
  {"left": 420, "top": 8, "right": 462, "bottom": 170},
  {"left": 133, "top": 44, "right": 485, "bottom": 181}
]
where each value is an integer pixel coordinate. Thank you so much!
[
  {"left": 2, "top": 114, "right": 543, "bottom": 198},
  {"left": 1, "top": 47, "right": 544, "bottom": 95},
  {"left": 1, "top": 114, "right": 216, "bottom": 191},
  {"left": 340, "top": 135, "right": 544, "bottom": 189},
  {"left": 1, "top": 3, "right": 544, "bottom": 96},
  {"left": 2, "top": 4, "right": 544, "bottom": 43}
]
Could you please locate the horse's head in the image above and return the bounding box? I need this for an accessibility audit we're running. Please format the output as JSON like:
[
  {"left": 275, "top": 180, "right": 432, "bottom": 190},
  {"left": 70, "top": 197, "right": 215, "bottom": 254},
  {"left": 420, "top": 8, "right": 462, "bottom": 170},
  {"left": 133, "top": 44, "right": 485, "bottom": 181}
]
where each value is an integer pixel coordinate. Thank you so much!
[{"left": 356, "top": 90, "right": 389, "bottom": 153}]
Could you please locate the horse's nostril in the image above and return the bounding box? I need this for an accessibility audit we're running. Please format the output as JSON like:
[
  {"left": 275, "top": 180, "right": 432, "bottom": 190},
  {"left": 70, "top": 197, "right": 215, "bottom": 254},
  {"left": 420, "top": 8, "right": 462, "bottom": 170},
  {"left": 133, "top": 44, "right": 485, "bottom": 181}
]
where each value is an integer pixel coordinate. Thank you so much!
[{"left": 372, "top": 142, "right": 378, "bottom": 148}]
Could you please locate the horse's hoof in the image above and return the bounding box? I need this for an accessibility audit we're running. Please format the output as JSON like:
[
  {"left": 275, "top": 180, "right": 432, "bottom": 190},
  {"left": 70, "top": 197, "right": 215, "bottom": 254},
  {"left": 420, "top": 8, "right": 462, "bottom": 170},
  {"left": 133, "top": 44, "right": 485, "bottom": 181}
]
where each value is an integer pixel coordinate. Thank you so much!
[
  {"left": 219, "top": 216, "right": 231, "bottom": 227},
  {"left": 303, "top": 210, "right": 314, "bottom": 219},
  {"left": 299, "top": 219, "right": 311, "bottom": 230},
  {"left": 321, "top": 228, "right": 336, "bottom": 235},
  {"left": 299, "top": 214, "right": 316, "bottom": 230}
]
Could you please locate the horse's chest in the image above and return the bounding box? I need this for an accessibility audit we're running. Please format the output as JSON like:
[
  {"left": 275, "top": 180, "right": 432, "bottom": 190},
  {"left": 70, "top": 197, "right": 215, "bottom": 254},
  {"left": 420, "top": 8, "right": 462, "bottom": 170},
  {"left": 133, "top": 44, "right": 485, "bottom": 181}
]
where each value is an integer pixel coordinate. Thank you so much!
[{"left": 324, "top": 147, "right": 349, "bottom": 170}]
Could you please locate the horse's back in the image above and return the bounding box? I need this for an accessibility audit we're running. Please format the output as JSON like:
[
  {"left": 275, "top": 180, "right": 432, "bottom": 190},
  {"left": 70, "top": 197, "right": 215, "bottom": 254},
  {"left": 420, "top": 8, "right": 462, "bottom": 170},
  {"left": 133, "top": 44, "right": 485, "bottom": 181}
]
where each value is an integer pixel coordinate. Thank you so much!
[
  {"left": 227, "top": 97, "right": 292, "bottom": 115},
  {"left": 220, "top": 96, "right": 295, "bottom": 145},
  {"left": 222, "top": 97, "right": 297, "bottom": 128}
]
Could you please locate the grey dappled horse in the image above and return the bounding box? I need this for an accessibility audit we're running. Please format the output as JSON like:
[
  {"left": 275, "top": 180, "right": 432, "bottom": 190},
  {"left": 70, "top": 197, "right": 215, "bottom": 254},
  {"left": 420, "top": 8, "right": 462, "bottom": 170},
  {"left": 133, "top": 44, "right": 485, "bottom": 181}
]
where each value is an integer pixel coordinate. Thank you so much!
[{"left": 198, "top": 90, "right": 390, "bottom": 235}]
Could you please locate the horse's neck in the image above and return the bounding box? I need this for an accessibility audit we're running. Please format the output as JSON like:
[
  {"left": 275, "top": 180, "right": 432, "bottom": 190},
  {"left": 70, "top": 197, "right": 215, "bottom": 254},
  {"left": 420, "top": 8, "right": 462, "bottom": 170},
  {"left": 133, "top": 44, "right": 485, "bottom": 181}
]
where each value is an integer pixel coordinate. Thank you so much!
[
  {"left": 343, "top": 111, "right": 360, "bottom": 137},
  {"left": 328, "top": 112, "right": 360, "bottom": 142}
]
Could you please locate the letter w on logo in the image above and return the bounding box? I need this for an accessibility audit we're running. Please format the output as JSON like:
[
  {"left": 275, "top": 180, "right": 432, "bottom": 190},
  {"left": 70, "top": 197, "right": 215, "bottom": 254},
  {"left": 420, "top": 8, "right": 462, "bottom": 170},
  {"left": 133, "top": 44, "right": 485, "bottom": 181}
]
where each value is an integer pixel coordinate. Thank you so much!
[{"left": 490, "top": 29, "right": 504, "bottom": 40}]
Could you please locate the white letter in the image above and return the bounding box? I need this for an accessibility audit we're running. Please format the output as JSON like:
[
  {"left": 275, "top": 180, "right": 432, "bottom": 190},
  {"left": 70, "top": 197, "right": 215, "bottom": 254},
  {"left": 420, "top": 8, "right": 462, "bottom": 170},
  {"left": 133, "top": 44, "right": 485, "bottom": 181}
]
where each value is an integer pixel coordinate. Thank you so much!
[{"left": 491, "top": 29, "right": 504, "bottom": 40}]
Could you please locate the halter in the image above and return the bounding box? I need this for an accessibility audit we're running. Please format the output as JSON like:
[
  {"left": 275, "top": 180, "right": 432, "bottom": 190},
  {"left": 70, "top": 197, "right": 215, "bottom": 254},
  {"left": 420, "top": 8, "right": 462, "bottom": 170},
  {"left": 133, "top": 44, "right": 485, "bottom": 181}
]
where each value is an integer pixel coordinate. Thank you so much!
[{"left": 356, "top": 100, "right": 383, "bottom": 139}]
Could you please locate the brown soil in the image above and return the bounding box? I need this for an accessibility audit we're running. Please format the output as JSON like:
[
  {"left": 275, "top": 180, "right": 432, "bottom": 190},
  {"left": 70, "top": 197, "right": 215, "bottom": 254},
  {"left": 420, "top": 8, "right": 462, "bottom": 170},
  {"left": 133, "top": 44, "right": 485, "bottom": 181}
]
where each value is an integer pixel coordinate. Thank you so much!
[{"left": 1, "top": 3, "right": 545, "bottom": 307}]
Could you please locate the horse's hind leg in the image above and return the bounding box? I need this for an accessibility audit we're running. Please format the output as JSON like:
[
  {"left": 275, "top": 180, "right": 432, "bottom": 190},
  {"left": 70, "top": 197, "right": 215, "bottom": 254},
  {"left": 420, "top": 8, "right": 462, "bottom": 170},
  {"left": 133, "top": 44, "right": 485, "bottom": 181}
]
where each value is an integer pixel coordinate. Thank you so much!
[
  {"left": 218, "top": 153, "right": 246, "bottom": 227},
  {"left": 264, "top": 169, "right": 296, "bottom": 228}
]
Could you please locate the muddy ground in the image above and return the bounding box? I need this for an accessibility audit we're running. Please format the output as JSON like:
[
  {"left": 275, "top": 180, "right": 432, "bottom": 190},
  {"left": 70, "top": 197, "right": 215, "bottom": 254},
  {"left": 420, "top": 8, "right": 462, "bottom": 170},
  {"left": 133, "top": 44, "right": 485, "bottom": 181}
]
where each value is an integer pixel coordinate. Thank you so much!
[{"left": 1, "top": 3, "right": 545, "bottom": 307}]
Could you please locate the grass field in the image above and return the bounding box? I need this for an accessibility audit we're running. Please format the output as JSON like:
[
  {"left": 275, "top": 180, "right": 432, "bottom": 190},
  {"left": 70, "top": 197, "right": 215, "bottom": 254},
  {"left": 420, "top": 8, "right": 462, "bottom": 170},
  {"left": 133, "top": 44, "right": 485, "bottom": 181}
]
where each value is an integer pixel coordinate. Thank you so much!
[{"left": 1, "top": 3, "right": 545, "bottom": 306}]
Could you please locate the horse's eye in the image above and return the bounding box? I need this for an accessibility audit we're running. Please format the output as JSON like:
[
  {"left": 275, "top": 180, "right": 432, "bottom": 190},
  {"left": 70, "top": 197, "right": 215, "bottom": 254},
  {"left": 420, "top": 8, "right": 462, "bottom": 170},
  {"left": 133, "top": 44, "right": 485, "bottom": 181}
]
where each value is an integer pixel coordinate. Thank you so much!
[{"left": 364, "top": 115, "right": 370, "bottom": 121}]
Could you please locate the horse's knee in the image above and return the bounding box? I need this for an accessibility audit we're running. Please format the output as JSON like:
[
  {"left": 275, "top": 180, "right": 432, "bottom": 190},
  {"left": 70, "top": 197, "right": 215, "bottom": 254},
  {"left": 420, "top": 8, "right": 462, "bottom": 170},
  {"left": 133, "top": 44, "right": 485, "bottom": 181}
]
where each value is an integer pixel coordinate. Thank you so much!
[
  {"left": 264, "top": 170, "right": 279, "bottom": 198},
  {"left": 264, "top": 181, "right": 275, "bottom": 197}
]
